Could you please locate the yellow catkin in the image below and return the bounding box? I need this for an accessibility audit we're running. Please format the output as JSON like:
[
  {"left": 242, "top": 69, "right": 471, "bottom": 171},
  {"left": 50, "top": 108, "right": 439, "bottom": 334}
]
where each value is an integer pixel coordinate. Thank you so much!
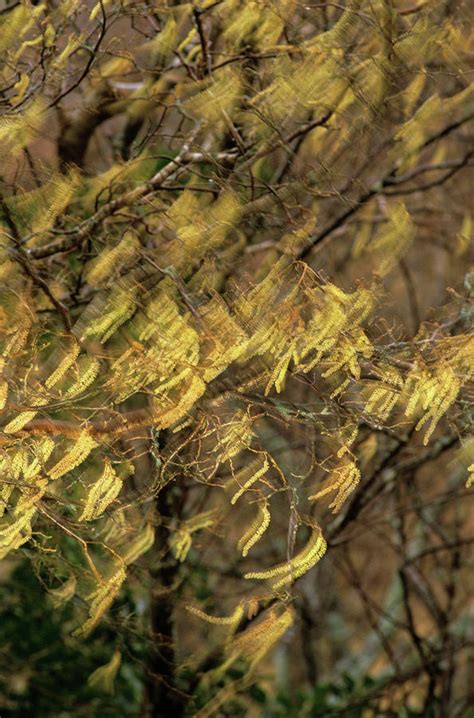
[
  {"left": 80, "top": 159, "right": 144, "bottom": 211},
  {"left": 212, "top": 410, "right": 254, "bottom": 464},
  {"left": 229, "top": 606, "right": 294, "bottom": 666},
  {"left": 13, "top": 170, "right": 81, "bottom": 237},
  {"left": 336, "top": 424, "right": 359, "bottom": 458},
  {"left": 48, "top": 432, "right": 97, "bottom": 480},
  {"left": 404, "top": 360, "right": 466, "bottom": 445},
  {"left": 3, "top": 411, "right": 37, "bottom": 434},
  {"left": 170, "top": 527, "right": 192, "bottom": 562},
  {"left": 48, "top": 575, "right": 77, "bottom": 608},
  {"left": 455, "top": 213, "right": 472, "bottom": 257},
  {"left": 298, "top": 284, "right": 374, "bottom": 377},
  {"left": 170, "top": 510, "right": 216, "bottom": 562},
  {"left": 369, "top": 203, "right": 415, "bottom": 276},
  {"left": 165, "top": 191, "right": 241, "bottom": 273},
  {"left": 0, "top": 485, "right": 13, "bottom": 518},
  {"left": 456, "top": 437, "right": 474, "bottom": 488},
  {"left": 467, "top": 464, "right": 474, "bottom": 489},
  {"left": 393, "top": 85, "right": 474, "bottom": 172},
  {"left": 36, "top": 437, "right": 56, "bottom": 465},
  {"left": 86, "top": 231, "right": 141, "bottom": 288},
  {"left": 15, "top": 478, "right": 48, "bottom": 514},
  {"left": 252, "top": 50, "right": 347, "bottom": 129},
  {"left": 87, "top": 650, "right": 122, "bottom": 695},
  {"left": 50, "top": 32, "right": 84, "bottom": 68},
  {"left": 352, "top": 203, "right": 376, "bottom": 258},
  {"left": 184, "top": 69, "right": 242, "bottom": 125},
  {"left": 122, "top": 523, "right": 155, "bottom": 565},
  {"left": 403, "top": 71, "right": 427, "bottom": 117},
  {"left": 155, "top": 367, "right": 192, "bottom": 396},
  {"left": 309, "top": 461, "right": 361, "bottom": 512},
  {"left": 64, "top": 356, "right": 101, "bottom": 398},
  {"left": 0, "top": 3, "right": 35, "bottom": 54},
  {"left": 237, "top": 501, "right": 271, "bottom": 557},
  {"left": 265, "top": 333, "right": 301, "bottom": 395},
  {"left": 0, "top": 97, "right": 46, "bottom": 155},
  {"left": 415, "top": 371, "right": 460, "bottom": 445},
  {"left": 0, "top": 381, "right": 7, "bottom": 410},
  {"left": 244, "top": 527, "right": 327, "bottom": 589},
  {"left": 0, "top": 506, "right": 36, "bottom": 559},
  {"left": 230, "top": 457, "right": 269, "bottom": 504},
  {"left": 394, "top": 14, "right": 443, "bottom": 68},
  {"left": 187, "top": 603, "right": 245, "bottom": 626},
  {"left": 23, "top": 453, "right": 43, "bottom": 480},
  {"left": 79, "top": 461, "right": 123, "bottom": 521},
  {"left": 73, "top": 565, "right": 127, "bottom": 637},
  {"left": 394, "top": 93, "right": 442, "bottom": 171},
  {"left": 142, "top": 16, "right": 177, "bottom": 64},
  {"left": 359, "top": 433, "right": 378, "bottom": 469},
  {"left": 223, "top": 1, "right": 285, "bottom": 50},
  {"left": 45, "top": 341, "right": 81, "bottom": 388},
  {"left": 199, "top": 296, "right": 248, "bottom": 382},
  {"left": 89, "top": 0, "right": 111, "bottom": 21},
  {"left": 8, "top": 449, "right": 27, "bottom": 479},
  {"left": 81, "top": 287, "right": 137, "bottom": 343},
  {"left": 155, "top": 374, "right": 206, "bottom": 429},
  {"left": 185, "top": 509, "right": 217, "bottom": 533},
  {"left": 365, "top": 385, "right": 399, "bottom": 420},
  {"left": 2, "top": 327, "right": 29, "bottom": 359}
]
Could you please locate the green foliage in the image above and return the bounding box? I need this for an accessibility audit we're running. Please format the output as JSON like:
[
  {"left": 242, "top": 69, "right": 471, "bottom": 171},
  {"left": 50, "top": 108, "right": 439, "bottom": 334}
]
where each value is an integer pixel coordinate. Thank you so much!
[{"left": 0, "top": 561, "right": 145, "bottom": 717}]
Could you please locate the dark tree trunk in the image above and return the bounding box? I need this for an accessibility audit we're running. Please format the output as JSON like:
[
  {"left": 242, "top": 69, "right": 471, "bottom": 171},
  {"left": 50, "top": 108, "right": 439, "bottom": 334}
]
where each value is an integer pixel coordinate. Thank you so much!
[{"left": 141, "top": 432, "right": 188, "bottom": 718}]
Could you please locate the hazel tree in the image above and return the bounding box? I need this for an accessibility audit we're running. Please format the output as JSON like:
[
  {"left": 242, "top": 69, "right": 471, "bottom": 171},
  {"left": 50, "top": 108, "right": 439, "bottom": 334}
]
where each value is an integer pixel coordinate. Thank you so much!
[{"left": 0, "top": 0, "right": 473, "bottom": 715}]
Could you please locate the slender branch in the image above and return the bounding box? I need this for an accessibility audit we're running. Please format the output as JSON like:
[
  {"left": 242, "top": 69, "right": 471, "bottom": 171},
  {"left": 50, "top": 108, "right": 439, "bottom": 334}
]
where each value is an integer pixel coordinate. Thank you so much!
[
  {"left": 1, "top": 200, "right": 72, "bottom": 331},
  {"left": 298, "top": 148, "right": 474, "bottom": 260},
  {"left": 193, "top": 8, "right": 212, "bottom": 76},
  {"left": 27, "top": 127, "right": 237, "bottom": 260},
  {"left": 46, "top": 0, "right": 108, "bottom": 109}
]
